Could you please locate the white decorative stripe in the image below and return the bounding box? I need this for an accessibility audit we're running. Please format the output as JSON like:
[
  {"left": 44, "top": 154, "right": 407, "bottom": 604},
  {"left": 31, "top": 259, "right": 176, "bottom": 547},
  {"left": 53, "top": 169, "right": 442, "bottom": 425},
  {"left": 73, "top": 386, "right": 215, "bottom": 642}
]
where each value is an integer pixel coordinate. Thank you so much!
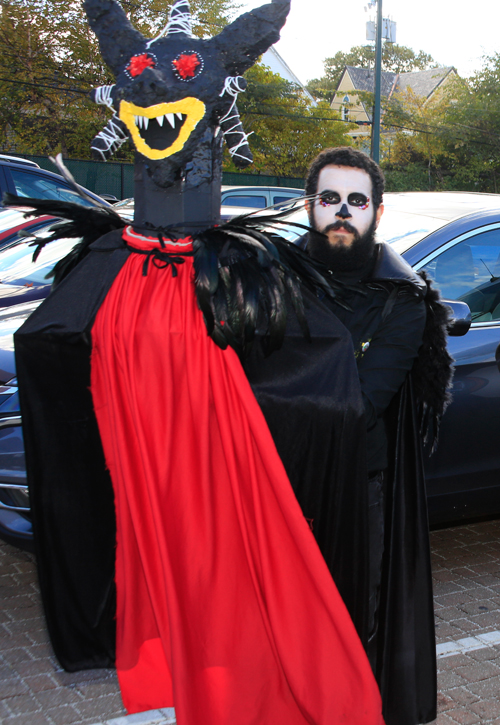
[
  {"left": 125, "top": 226, "right": 192, "bottom": 246},
  {"left": 437, "top": 630, "right": 500, "bottom": 658},
  {"left": 94, "top": 85, "right": 115, "bottom": 109},
  {"left": 218, "top": 76, "right": 253, "bottom": 162},
  {"left": 146, "top": 0, "right": 193, "bottom": 45},
  {"left": 91, "top": 116, "right": 129, "bottom": 161},
  {"left": 88, "top": 707, "right": 176, "bottom": 725}
]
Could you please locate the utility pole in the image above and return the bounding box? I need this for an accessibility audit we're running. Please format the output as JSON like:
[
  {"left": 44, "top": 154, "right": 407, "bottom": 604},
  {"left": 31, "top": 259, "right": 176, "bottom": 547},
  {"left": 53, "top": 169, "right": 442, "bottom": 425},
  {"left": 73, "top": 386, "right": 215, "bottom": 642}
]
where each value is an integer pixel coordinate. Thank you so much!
[{"left": 371, "top": 0, "right": 383, "bottom": 163}]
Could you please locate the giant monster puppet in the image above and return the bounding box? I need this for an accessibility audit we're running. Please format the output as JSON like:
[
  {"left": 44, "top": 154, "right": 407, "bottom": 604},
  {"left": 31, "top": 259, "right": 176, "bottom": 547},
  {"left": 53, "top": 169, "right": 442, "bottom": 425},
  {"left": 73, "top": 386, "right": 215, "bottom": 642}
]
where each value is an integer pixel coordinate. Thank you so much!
[{"left": 11, "top": 1, "right": 386, "bottom": 723}]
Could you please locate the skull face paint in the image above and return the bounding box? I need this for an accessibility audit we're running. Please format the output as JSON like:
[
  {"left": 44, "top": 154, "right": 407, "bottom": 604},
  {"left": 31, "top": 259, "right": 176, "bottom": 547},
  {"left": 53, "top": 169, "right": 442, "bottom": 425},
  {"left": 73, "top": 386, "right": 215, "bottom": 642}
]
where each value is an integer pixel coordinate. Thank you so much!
[{"left": 312, "top": 165, "right": 379, "bottom": 248}]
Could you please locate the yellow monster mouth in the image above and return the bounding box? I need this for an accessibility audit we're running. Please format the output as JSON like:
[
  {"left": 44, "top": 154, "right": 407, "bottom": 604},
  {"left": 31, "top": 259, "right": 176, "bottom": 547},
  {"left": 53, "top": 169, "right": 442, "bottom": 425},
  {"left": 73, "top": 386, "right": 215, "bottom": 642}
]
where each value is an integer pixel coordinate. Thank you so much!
[{"left": 119, "top": 98, "right": 206, "bottom": 160}]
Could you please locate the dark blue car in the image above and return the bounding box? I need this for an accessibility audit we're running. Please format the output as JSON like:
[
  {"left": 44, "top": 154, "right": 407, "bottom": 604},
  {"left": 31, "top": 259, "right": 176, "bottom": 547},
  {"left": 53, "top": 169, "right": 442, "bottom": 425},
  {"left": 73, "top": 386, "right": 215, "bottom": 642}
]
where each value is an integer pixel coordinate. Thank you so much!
[{"left": 2, "top": 191, "right": 500, "bottom": 549}]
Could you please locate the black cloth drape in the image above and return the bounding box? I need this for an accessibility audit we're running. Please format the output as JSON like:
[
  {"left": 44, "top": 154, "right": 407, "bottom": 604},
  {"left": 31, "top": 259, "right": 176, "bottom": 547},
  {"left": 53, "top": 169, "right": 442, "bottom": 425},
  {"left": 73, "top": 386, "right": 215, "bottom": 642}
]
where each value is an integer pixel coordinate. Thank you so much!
[{"left": 14, "top": 229, "right": 371, "bottom": 668}]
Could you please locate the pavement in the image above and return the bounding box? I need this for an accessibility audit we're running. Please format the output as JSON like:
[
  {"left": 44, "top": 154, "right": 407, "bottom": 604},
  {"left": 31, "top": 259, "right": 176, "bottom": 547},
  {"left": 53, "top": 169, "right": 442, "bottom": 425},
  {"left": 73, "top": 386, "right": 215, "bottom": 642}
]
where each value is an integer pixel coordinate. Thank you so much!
[{"left": 3, "top": 521, "right": 500, "bottom": 724}]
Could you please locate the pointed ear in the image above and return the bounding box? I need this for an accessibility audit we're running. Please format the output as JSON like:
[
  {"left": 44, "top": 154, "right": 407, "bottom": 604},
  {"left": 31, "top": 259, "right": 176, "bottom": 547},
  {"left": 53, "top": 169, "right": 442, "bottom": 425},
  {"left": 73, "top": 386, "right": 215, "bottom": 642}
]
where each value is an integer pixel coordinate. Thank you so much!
[
  {"left": 84, "top": 0, "right": 146, "bottom": 76},
  {"left": 210, "top": 0, "right": 291, "bottom": 76}
]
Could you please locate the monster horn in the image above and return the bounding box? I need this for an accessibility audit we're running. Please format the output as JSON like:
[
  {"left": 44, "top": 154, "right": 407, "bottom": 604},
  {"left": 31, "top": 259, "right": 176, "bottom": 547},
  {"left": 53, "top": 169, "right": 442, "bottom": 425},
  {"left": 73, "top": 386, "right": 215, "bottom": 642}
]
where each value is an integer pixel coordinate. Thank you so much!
[
  {"left": 210, "top": 0, "right": 291, "bottom": 76},
  {"left": 83, "top": 0, "right": 146, "bottom": 76},
  {"left": 165, "top": 0, "right": 194, "bottom": 37}
]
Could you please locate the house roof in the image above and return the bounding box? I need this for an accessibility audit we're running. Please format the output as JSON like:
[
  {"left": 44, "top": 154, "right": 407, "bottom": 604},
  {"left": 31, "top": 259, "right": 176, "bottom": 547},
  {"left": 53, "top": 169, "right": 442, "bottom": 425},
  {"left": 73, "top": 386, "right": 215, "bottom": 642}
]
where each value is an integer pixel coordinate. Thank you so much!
[
  {"left": 341, "top": 65, "right": 456, "bottom": 99},
  {"left": 261, "top": 46, "right": 317, "bottom": 105},
  {"left": 343, "top": 66, "right": 397, "bottom": 98},
  {"left": 334, "top": 65, "right": 457, "bottom": 122},
  {"left": 397, "top": 67, "right": 455, "bottom": 98}
]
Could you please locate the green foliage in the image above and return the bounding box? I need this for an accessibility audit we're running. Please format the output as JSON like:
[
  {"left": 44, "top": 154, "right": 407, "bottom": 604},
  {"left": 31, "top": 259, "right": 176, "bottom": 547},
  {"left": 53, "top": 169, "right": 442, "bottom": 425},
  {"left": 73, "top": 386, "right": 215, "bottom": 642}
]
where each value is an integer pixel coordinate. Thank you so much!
[
  {"left": 0, "top": 0, "right": 235, "bottom": 158},
  {"left": 306, "top": 44, "right": 435, "bottom": 102},
  {"left": 224, "top": 63, "right": 355, "bottom": 178}
]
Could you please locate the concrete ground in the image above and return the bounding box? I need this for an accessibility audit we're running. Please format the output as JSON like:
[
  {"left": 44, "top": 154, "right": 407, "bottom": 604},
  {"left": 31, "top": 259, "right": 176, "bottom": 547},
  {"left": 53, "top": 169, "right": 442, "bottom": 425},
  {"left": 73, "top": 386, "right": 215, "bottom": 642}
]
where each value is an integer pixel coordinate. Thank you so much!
[{"left": 2, "top": 521, "right": 500, "bottom": 724}]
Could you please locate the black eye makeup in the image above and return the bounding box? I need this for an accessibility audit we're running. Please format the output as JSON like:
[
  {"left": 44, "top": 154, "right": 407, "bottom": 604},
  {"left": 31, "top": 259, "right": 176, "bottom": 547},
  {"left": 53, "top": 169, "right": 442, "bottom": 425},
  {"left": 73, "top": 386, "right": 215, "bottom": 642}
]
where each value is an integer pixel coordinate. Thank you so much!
[
  {"left": 318, "top": 191, "right": 370, "bottom": 209},
  {"left": 347, "top": 193, "right": 370, "bottom": 209},
  {"left": 319, "top": 191, "right": 341, "bottom": 206}
]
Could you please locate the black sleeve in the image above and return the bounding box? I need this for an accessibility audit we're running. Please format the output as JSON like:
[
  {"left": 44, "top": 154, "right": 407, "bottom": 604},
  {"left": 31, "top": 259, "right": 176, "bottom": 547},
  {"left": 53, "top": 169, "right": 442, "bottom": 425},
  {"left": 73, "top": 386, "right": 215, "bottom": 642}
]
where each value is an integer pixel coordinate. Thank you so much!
[{"left": 357, "top": 288, "right": 427, "bottom": 430}]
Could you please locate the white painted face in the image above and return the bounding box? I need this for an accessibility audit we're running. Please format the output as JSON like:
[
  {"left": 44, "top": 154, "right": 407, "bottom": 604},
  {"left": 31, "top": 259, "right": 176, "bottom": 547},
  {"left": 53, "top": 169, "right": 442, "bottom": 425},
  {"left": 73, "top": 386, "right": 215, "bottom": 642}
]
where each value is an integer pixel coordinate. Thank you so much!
[{"left": 312, "top": 165, "right": 382, "bottom": 248}]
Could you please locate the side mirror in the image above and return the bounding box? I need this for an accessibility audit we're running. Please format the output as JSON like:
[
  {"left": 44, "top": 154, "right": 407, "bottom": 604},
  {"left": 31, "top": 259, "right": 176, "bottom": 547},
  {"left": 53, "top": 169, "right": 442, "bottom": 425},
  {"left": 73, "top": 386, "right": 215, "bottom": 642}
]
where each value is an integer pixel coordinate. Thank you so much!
[{"left": 443, "top": 299, "right": 471, "bottom": 337}]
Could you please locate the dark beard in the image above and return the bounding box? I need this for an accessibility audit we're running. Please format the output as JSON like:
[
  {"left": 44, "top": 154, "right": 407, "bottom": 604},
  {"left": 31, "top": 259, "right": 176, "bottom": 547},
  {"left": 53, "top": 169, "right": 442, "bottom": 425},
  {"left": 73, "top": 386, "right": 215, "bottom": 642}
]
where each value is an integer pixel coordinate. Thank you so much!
[{"left": 307, "top": 216, "right": 378, "bottom": 273}]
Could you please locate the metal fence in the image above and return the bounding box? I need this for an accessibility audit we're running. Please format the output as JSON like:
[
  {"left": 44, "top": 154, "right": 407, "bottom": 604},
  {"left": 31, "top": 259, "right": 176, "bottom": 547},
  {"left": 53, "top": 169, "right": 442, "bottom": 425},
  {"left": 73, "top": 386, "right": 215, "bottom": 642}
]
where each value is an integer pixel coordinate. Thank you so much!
[{"left": 12, "top": 154, "right": 304, "bottom": 199}]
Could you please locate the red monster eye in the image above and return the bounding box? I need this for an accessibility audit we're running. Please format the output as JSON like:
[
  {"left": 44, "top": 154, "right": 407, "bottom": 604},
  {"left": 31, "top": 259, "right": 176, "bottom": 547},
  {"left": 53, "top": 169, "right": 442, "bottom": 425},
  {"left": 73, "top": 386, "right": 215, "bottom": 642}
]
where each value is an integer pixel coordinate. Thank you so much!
[
  {"left": 172, "top": 52, "right": 204, "bottom": 81},
  {"left": 127, "top": 53, "right": 156, "bottom": 78}
]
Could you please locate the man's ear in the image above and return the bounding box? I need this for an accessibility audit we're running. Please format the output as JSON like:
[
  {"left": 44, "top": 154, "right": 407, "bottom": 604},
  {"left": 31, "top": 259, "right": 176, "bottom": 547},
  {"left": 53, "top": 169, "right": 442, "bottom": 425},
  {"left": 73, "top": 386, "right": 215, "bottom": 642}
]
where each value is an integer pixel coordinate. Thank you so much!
[{"left": 375, "top": 203, "right": 384, "bottom": 229}]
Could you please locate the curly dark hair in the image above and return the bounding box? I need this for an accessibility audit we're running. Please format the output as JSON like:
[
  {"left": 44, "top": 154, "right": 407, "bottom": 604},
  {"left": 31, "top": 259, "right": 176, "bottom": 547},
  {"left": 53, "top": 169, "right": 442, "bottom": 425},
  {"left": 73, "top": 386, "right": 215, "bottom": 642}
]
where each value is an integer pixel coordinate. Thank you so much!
[{"left": 305, "top": 147, "right": 385, "bottom": 209}]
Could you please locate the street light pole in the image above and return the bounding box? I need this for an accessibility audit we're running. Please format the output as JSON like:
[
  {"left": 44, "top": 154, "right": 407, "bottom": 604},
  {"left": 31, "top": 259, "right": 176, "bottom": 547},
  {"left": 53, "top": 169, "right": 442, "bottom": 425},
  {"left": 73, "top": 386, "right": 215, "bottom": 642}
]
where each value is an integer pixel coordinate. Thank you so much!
[{"left": 371, "top": 0, "right": 383, "bottom": 163}]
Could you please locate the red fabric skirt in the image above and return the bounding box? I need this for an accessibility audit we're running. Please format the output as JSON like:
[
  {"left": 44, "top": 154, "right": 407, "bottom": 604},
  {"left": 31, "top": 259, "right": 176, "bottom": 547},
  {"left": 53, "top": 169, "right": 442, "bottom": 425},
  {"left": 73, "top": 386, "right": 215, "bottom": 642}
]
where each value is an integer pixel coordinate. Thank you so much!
[{"left": 90, "top": 230, "right": 383, "bottom": 725}]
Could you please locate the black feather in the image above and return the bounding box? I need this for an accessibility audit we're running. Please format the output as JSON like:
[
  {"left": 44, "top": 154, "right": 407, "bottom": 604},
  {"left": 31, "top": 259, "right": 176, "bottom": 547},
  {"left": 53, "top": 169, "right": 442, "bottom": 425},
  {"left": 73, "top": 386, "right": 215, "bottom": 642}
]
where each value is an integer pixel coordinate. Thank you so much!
[
  {"left": 413, "top": 271, "right": 454, "bottom": 453},
  {"left": 193, "top": 214, "right": 343, "bottom": 357},
  {"left": 3, "top": 192, "right": 126, "bottom": 283},
  {"left": 3, "top": 190, "right": 346, "bottom": 358}
]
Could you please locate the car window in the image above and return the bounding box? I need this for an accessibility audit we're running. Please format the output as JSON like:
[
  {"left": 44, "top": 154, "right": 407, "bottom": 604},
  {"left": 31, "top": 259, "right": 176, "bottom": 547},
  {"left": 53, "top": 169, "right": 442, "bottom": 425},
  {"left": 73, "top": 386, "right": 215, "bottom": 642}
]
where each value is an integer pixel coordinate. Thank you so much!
[
  {"left": 0, "top": 210, "right": 30, "bottom": 235},
  {"left": 222, "top": 195, "right": 267, "bottom": 209},
  {"left": 419, "top": 227, "right": 500, "bottom": 322},
  {"left": 9, "top": 169, "right": 97, "bottom": 208},
  {"left": 0, "top": 234, "right": 77, "bottom": 286},
  {"left": 273, "top": 195, "right": 295, "bottom": 206}
]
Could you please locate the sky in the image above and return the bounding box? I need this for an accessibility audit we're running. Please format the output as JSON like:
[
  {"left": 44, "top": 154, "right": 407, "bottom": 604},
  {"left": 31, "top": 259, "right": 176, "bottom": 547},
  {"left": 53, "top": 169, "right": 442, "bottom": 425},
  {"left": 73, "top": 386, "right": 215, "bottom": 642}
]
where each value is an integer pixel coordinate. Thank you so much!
[{"left": 238, "top": 0, "right": 500, "bottom": 85}]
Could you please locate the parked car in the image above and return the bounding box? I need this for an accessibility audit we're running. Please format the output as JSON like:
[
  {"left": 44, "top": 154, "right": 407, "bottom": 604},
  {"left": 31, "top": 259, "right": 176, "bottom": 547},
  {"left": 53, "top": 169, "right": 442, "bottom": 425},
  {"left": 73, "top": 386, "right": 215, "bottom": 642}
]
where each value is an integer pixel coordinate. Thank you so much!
[
  {"left": 220, "top": 185, "right": 303, "bottom": 209},
  {"left": 0, "top": 208, "right": 56, "bottom": 249},
  {"left": 113, "top": 197, "right": 263, "bottom": 221},
  {"left": 3, "top": 191, "right": 500, "bottom": 549},
  {"left": 0, "top": 154, "right": 113, "bottom": 208}
]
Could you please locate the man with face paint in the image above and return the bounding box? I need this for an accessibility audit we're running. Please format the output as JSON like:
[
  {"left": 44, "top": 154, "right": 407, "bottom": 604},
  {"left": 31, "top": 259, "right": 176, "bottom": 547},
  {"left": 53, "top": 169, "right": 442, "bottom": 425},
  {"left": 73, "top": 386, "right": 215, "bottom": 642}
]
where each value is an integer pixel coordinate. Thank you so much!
[{"left": 301, "top": 147, "right": 445, "bottom": 725}]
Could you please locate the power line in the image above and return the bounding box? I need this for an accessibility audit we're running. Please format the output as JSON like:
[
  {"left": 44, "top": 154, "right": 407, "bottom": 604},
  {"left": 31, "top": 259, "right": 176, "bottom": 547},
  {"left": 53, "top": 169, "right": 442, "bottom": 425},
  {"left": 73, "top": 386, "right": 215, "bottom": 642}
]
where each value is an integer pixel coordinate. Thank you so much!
[
  {"left": 0, "top": 74, "right": 499, "bottom": 150},
  {"left": 0, "top": 76, "right": 88, "bottom": 94}
]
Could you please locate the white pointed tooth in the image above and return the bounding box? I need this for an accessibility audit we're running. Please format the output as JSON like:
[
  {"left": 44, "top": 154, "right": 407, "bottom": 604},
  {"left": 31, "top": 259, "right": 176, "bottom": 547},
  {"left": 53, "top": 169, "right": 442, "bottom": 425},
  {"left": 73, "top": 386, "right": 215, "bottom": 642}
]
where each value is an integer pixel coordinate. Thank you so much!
[
  {"left": 135, "top": 115, "right": 139, "bottom": 126},
  {"left": 166, "top": 113, "right": 175, "bottom": 128},
  {"left": 143, "top": 116, "right": 149, "bottom": 129},
  {"left": 157, "top": 115, "right": 164, "bottom": 127},
  {"left": 137, "top": 115, "right": 143, "bottom": 128},
  {"left": 176, "top": 112, "right": 183, "bottom": 121}
]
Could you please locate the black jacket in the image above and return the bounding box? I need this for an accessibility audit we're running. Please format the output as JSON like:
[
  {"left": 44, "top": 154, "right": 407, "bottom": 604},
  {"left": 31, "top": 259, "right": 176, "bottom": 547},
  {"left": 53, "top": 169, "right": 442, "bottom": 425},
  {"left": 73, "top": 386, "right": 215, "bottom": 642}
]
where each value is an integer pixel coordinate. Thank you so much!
[{"left": 325, "top": 242, "right": 427, "bottom": 471}]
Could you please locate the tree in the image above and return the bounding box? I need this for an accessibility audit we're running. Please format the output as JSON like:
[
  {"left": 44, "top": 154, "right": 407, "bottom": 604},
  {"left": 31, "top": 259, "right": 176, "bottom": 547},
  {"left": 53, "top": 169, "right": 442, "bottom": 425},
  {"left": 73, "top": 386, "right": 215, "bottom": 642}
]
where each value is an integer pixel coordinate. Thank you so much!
[
  {"left": 381, "top": 85, "right": 454, "bottom": 190},
  {"left": 0, "top": 0, "right": 235, "bottom": 158},
  {"left": 307, "top": 44, "right": 435, "bottom": 102},
  {"left": 224, "top": 63, "right": 355, "bottom": 178},
  {"left": 381, "top": 55, "right": 500, "bottom": 193}
]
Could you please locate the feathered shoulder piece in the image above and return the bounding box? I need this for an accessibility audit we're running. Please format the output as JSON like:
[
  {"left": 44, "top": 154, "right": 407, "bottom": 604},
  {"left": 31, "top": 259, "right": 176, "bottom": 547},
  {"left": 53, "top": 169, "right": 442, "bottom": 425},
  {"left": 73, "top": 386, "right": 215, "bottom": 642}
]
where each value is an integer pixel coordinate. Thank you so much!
[
  {"left": 192, "top": 210, "right": 345, "bottom": 357},
  {"left": 3, "top": 191, "right": 127, "bottom": 284},
  {"left": 3, "top": 154, "right": 127, "bottom": 284},
  {"left": 4, "top": 183, "right": 347, "bottom": 358},
  {"left": 412, "top": 270, "right": 454, "bottom": 453}
]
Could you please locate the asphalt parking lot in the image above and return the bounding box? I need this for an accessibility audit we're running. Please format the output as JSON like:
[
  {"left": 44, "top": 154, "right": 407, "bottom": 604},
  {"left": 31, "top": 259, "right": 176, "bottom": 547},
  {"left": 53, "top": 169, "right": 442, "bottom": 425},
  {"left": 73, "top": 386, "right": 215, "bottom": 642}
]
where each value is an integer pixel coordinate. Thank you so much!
[{"left": 3, "top": 521, "right": 500, "bottom": 724}]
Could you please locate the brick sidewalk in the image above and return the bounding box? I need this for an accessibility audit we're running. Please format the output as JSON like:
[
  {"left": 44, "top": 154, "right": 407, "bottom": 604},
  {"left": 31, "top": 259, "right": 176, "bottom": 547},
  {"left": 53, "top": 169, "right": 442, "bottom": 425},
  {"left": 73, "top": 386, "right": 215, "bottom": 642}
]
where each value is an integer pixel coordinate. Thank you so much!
[
  {"left": 432, "top": 521, "right": 500, "bottom": 724},
  {"left": 0, "top": 541, "right": 125, "bottom": 725},
  {"left": 3, "top": 521, "right": 500, "bottom": 724}
]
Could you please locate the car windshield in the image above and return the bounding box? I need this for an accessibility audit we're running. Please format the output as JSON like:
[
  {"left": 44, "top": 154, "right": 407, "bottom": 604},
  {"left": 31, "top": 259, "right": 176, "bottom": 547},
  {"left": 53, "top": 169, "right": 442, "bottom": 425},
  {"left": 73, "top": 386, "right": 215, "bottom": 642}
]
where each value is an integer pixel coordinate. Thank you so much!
[
  {"left": 268, "top": 205, "right": 450, "bottom": 251},
  {"left": 0, "top": 230, "right": 77, "bottom": 286}
]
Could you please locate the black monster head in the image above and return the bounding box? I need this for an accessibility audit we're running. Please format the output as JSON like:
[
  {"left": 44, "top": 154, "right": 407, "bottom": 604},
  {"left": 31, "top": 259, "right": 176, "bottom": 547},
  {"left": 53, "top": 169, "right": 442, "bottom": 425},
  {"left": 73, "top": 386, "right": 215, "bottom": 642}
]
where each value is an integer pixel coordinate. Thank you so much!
[{"left": 85, "top": 0, "right": 291, "bottom": 192}]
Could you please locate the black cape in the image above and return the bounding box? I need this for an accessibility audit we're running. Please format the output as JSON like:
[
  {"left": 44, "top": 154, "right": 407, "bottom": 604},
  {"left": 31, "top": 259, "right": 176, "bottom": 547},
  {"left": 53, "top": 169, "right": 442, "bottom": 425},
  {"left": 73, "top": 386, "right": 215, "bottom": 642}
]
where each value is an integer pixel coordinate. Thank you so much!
[
  {"left": 14, "top": 228, "right": 370, "bottom": 667},
  {"left": 15, "top": 229, "right": 442, "bottom": 725}
]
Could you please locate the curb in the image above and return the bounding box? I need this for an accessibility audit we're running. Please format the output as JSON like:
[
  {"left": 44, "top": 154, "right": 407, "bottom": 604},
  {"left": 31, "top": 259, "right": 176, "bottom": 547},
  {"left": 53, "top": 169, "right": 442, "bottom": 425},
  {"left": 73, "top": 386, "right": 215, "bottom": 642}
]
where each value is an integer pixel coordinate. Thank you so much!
[{"left": 89, "top": 708, "right": 176, "bottom": 725}]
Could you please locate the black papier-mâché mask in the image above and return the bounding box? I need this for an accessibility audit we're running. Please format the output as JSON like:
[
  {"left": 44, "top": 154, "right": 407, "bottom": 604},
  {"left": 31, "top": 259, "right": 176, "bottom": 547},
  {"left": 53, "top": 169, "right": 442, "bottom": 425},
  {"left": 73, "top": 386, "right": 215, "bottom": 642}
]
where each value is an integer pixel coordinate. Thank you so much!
[{"left": 86, "top": 0, "right": 291, "bottom": 189}]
